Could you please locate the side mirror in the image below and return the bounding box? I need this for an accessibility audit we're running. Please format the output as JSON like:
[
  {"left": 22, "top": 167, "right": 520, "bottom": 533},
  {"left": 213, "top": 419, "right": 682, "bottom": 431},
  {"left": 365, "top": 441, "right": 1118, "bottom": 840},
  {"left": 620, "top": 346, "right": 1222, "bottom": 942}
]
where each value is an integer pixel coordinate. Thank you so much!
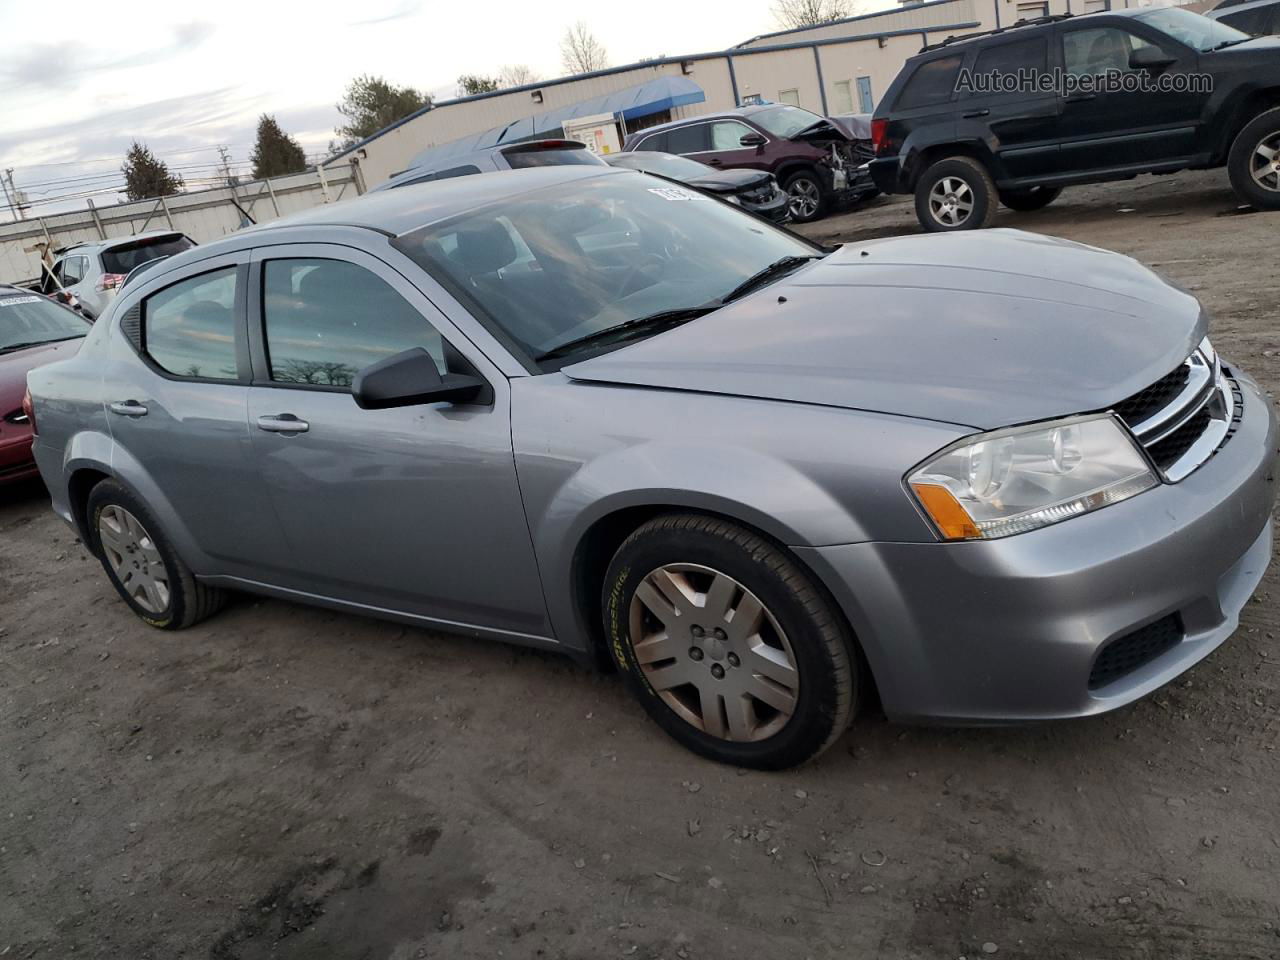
[
  {"left": 352, "top": 347, "right": 487, "bottom": 410},
  {"left": 739, "top": 132, "right": 767, "bottom": 148},
  {"left": 1130, "top": 46, "right": 1176, "bottom": 71}
]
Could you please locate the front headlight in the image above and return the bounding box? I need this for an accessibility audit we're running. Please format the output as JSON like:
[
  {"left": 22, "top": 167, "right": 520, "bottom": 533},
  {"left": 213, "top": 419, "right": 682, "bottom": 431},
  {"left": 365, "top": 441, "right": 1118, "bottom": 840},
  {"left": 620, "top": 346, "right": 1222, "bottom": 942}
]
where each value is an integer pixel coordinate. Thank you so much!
[{"left": 908, "top": 414, "right": 1157, "bottom": 540}]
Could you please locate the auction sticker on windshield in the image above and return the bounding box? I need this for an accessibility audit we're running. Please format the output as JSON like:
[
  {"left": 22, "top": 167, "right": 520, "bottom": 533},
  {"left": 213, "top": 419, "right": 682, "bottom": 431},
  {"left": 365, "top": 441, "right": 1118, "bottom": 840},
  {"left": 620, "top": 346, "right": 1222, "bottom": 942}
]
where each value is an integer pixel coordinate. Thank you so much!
[
  {"left": 647, "top": 187, "right": 697, "bottom": 201},
  {"left": 0, "top": 296, "right": 42, "bottom": 307}
]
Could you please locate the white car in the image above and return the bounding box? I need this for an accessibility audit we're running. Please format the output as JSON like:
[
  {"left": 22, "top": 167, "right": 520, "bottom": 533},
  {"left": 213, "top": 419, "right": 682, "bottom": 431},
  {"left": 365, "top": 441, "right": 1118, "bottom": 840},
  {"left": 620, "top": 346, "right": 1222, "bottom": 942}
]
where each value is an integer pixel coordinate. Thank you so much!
[{"left": 39, "top": 231, "right": 195, "bottom": 320}]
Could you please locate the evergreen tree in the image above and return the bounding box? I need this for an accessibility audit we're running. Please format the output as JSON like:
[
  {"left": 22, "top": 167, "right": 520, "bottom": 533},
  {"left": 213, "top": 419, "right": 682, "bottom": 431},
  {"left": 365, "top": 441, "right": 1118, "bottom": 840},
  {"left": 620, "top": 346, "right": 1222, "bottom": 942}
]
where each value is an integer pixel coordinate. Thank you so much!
[
  {"left": 120, "top": 142, "right": 183, "bottom": 201},
  {"left": 334, "top": 75, "right": 431, "bottom": 149},
  {"left": 250, "top": 115, "right": 308, "bottom": 179},
  {"left": 457, "top": 74, "right": 500, "bottom": 96}
]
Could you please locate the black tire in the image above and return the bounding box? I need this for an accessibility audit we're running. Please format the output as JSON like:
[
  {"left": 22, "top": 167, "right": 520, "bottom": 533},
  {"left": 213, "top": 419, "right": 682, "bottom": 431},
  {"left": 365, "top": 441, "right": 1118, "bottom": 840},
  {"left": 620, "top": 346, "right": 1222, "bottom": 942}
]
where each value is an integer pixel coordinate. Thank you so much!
[
  {"left": 913, "top": 155, "right": 999, "bottom": 232},
  {"left": 1227, "top": 106, "right": 1280, "bottom": 211},
  {"left": 783, "top": 170, "right": 828, "bottom": 223},
  {"left": 86, "top": 479, "right": 226, "bottom": 629},
  {"left": 602, "top": 513, "right": 857, "bottom": 769},
  {"left": 998, "top": 185, "right": 1061, "bottom": 212}
]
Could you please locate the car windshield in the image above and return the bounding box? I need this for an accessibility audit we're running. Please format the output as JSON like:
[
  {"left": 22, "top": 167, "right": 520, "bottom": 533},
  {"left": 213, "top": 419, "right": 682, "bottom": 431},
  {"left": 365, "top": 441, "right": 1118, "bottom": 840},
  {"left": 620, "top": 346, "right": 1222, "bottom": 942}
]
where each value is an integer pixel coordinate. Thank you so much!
[
  {"left": 503, "top": 146, "right": 605, "bottom": 169},
  {"left": 100, "top": 235, "right": 195, "bottom": 275},
  {"left": 607, "top": 152, "right": 714, "bottom": 179},
  {"left": 0, "top": 293, "right": 87, "bottom": 352},
  {"left": 393, "top": 173, "right": 820, "bottom": 366},
  {"left": 1135, "top": 7, "right": 1249, "bottom": 49},
  {"left": 751, "top": 105, "right": 828, "bottom": 139}
]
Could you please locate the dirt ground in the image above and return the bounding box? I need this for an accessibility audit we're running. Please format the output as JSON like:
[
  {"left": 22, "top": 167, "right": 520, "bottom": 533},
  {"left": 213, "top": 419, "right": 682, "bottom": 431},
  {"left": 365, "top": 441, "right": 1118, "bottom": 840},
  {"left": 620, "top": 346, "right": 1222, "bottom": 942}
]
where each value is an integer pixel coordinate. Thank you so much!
[{"left": 3, "top": 168, "right": 1279, "bottom": 960}]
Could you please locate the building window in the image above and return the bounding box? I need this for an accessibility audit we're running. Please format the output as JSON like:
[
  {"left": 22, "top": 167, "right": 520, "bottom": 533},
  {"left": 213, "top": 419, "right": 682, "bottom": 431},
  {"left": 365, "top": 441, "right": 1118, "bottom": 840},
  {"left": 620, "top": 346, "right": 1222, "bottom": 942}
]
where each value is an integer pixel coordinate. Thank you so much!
[
  {"left": 1016, "top": 1, "right": 1050, "bottom": 18},
  {"left": 778, "top": 88, "right": 800, "bottom": 106},
  {"left": 832, "top": 80, "right": 853, "bottom": 115},
  {"left": 1082, "top": 0, "right": 1110, "bottom": 11}
]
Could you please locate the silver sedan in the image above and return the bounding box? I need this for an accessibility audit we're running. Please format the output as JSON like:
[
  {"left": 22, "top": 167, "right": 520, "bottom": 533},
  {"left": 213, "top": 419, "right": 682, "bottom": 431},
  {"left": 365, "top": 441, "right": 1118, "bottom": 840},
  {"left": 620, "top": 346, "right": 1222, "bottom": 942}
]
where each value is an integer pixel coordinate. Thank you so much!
[{"left": 26, "top": 166, "right": 1276, "bottom": 768}]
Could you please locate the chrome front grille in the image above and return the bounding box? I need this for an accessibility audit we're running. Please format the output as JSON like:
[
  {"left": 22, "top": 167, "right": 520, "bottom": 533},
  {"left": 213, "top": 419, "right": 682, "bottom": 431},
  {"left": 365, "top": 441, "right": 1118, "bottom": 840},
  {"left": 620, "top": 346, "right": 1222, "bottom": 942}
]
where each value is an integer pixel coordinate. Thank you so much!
[{"left": 1115, "top": 339, "right": 1234, "bottom": 483}]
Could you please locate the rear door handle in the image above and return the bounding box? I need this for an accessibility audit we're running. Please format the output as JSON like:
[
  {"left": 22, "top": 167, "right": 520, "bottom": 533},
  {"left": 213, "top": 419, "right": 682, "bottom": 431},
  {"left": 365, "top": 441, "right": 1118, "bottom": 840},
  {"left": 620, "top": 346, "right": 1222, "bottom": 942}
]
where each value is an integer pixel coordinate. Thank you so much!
[
  {"left": 256, "top": 414, "right": 310, "bottom": 434},
  {"left": 1065, "top": 94, "right": 1097, "bottom": 103},
  {"left": 962, "top": 109, "right": 990, "bottom": 118},
  {"left": 109, "top": 400, "right": 148, "bottom": 418}
]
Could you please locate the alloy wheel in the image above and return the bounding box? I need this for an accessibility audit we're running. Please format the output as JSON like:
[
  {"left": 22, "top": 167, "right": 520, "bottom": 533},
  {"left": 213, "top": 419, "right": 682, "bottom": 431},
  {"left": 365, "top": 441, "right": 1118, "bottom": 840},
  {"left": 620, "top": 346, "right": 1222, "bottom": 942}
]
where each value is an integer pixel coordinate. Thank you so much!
[
  {"left": 628, "top": 563, "right": 800, "bottom": 742},
  {"left": 928, "top": 176, "right": 974, "bottom": 226},
  {"left": 98, "top": 505, "right": 170, "bottom": 614},
  {"left": 1250, "top": 133, "right": 1280, "bottom": 192},
  {"left": 787, "top": 178, "right": 820, "bottom": 220}
]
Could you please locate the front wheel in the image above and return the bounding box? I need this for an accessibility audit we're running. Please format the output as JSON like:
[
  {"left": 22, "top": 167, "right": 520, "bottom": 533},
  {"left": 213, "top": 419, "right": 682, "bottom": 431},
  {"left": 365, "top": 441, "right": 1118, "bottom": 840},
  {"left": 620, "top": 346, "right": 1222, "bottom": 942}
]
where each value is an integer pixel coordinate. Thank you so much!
[
  {"left": 783, "top": 171, "right": 828, "bottom": 223},
  {"left": 603, "top": 514, "right": 857, "bottom": 769},
  {"left": 1227, "top": 106, "right": 1280, "bottom": 211},
  {"left": 999, "top": 185, "right": 1061, "bottom": 212},
  {"left": 914, "top": 156, "right": 998, "bottom": 232}
]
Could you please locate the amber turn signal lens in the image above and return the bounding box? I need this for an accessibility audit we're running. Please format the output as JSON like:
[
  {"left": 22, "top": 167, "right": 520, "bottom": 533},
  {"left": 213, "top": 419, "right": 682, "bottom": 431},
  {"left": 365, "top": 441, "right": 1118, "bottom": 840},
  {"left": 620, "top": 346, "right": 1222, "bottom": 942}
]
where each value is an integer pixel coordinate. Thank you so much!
[{"left": 910, "top": 482, "right": 983, "bottom": 541}]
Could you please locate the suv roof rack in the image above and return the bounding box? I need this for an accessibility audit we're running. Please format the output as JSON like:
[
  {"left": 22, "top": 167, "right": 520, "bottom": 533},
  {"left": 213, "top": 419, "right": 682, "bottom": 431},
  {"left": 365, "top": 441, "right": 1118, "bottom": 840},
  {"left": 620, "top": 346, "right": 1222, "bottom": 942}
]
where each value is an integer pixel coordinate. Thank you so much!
[{"left": 920, "top": 13, "right": 1074, "bottom": 52}]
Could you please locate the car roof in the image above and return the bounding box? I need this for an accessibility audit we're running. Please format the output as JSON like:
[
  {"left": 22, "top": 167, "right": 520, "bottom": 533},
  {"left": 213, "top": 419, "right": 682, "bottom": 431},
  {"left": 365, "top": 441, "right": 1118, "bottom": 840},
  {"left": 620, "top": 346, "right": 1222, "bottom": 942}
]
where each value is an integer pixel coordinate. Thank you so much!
[
  {"left": 225, "top": 166, "right": 623, "bottom": 243},
  {"left": 914, "top": 10, "right": 1145, "bottom": 57}
]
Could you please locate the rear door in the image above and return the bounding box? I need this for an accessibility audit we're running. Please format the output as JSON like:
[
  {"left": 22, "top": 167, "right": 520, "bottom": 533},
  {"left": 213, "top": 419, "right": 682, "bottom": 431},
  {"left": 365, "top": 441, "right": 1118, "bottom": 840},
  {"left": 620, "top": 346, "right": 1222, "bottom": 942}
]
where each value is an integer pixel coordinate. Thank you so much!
[
  {"left": 100, "top": 252, "right": 292, "bottom": 576},
  {"left": 957, "top": 33, "right": 1061, "bottom": 181},
  {"left": 1055, "top": 21, "right": 1204, "bottom": 168},
  {"left": 243, "top": 242, "right": 550, "bottom": 639}
]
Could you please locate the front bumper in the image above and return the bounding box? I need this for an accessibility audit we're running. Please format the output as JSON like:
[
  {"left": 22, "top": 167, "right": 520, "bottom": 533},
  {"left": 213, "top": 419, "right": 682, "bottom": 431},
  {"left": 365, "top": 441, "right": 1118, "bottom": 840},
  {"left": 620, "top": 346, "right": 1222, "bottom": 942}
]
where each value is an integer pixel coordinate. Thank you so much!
[
  {"left": 798, "top": 366, "right": 1278, "bottom": 724},
  {"left": 742, "top": 190, "right": 792, "bottom": 223}
]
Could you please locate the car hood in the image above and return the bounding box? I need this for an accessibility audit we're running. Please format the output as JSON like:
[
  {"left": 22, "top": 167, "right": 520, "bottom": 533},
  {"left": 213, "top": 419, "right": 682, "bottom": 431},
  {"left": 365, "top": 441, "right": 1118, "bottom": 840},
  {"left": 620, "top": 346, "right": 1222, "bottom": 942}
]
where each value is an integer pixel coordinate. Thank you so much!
[
  {"left": 684, "top": 168, "right": 773, "bottom": 193},
  {"left": 563, "top": 230, "right": 1204, "bottom": 430},
  {"left": 789, "top": 117, "right": 854, "bottom": 145},
  {"left": 1206, "top": 34, "right": 1280, "bottom": 61},
  {"left": 0, "top": 338, "right": 84, "bottom": 407}
]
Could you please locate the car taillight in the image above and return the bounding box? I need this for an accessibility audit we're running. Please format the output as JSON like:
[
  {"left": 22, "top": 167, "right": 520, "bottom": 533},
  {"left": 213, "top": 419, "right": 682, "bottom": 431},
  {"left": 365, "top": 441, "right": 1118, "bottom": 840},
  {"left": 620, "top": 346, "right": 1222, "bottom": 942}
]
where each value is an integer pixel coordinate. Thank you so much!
[
  {"left": 871, "top": 119, "right": 889, "bottom": 154},
  {"left": 21, "top": 385, "right": 36, "bottom": 434},
  {"left": 96, "top": 273, "right": 126, "bottom": 292}
]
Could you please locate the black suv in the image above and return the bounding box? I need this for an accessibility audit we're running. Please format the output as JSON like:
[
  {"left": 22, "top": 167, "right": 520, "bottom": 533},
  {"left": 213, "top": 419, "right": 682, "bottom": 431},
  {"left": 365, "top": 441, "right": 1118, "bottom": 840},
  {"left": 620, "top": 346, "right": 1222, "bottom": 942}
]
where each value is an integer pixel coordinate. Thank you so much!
[{"left": 869, "top": 7, "right": 1280, "bottom": 231}]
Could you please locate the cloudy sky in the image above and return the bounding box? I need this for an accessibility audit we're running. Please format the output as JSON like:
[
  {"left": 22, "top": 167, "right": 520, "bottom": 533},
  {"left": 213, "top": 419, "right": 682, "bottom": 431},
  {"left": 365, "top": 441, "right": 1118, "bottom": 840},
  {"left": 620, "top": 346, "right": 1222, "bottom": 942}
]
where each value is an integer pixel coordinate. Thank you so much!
[{"left": 0, "top": 0, "right": 846, "bottom": 217}]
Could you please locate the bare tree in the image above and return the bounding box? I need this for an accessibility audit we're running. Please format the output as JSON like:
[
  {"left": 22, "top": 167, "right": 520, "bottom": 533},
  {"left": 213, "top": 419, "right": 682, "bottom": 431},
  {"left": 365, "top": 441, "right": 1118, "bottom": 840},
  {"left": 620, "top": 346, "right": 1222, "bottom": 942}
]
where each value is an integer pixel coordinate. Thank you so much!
[
  {"left": 772, "top": 0, "right": 854, "bottom": 29},
  {"left": 560, "top": 22, "right": 609, "bottom": 75},
  {"left": 498, "top": 63, "right": 541, "bottom": 87}
]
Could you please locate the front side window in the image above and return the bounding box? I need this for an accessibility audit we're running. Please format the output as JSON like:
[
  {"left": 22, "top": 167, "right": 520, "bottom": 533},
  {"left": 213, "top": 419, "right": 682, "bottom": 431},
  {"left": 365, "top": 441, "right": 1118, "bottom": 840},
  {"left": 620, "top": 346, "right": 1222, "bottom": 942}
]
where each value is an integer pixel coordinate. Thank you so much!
[
  {"left": 62, "top": 257, "right": 85, "bottom": 285},
  {"left": 896, "top": 55, "right": 964, "bottom": 109},
  {"left": 0, "top": 293, "right": 88, "bottom": 353},
  {"left": 1063, "top": 27, "right": 1154, "bottom": 77},
  {"left": 394, "top": 174, "right": 821, "bottom": 366},
  {"left": 709, "top": 121, "right": 756, "bottom": 151},
  {"left": 143, "top": 268, "right": 239, "bottom": 380},
  {"left": 262, "top": 258, "right": 446, "bottom": 389},
  {"left": 1134, "top": 6, "right": 1248, "bottom": 50}
]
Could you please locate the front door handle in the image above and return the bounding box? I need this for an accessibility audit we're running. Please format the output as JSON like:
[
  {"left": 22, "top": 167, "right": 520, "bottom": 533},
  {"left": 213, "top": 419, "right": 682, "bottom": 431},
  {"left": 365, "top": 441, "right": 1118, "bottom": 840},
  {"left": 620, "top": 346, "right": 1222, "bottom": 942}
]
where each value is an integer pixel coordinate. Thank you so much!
[
  {"left": 256, "top": 414, "right": 310, "bottom": 434},
  {"left": 962, "top": 109, "right": 990, "bottom": 118},
  {"left": 705, "top": 157, "right": 723, "bottom": 165},
  {"left": 1065, "top": 94, "right": 1097, "bottom": 103},
  {"left": 109, "top": 400, "right": 148, "bottom": 418}
]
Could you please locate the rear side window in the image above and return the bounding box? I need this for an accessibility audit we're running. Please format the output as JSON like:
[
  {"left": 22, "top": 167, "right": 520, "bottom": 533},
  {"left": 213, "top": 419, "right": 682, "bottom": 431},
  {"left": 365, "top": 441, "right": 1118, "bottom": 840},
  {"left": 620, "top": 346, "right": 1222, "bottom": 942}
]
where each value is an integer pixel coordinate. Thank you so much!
[
  {"left": 61, "top": 257, "right": 86, "bottom": 285},
  {"left": 143, "top": 268, "right": 239, "bottom": 380},
  {"left": 666, "top": 123, "right": 711, "bottom": 154},
  {"left": 262, "top": 258, "right": 446, "bottom": 389},
  {"left": 896, "top": 55, "right": 964, "bottom": 109},
  {"left": 971, "top": 36, "right": 1049, "bottom": 85},
  {"left": 102, "top": 236, "right": 195, "bottom": 275}
]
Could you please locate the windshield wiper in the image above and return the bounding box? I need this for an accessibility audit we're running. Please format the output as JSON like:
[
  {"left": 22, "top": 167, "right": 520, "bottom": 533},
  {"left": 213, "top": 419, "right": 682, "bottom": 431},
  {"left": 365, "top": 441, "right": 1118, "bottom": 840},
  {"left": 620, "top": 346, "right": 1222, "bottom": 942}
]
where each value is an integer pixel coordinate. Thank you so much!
[
  {"left": 720, "top": 255, "right": 821, "bottom": 305},
  {"left": 0, "top": 335, "right": 81, "bottom": 354},
  {"left": 1209, "top": 37, "right": 1252, "bottom": 50},
  {"left": 536, "top": 305, "right": 719, "bottom": 363}
]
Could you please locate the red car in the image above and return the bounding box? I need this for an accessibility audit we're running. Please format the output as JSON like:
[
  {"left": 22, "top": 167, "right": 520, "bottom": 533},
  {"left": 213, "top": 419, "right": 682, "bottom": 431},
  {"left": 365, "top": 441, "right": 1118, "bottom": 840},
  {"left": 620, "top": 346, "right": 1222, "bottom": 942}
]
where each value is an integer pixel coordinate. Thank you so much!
[{"left": 0, "top": 285, "right": 89, "bottom": 484}]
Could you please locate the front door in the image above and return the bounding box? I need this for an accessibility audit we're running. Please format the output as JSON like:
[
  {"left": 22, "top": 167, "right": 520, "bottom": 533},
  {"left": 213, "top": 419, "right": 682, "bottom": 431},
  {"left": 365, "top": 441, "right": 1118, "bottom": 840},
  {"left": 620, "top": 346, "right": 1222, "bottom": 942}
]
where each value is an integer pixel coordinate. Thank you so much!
[
  {"left": 958, "top": 33, "right": 1062, "bottom": 181},
  {"left": 696, "top": 120, "right": 770, "bottom": 172},
  {"left": 243, "top": 243, "right": 550, "bottom": 641},
  {"left": 1055, "top": 22, "right": 1205, "bottom": 169}
]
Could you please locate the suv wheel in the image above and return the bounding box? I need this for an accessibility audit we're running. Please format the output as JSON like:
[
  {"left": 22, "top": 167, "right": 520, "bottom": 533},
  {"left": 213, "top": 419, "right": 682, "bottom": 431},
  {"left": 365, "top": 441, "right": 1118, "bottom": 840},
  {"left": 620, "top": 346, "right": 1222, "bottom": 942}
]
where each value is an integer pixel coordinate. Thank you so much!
[
  {"left": 783, "top": 171, "right": 827, "bottom": 223},
  {"left": 87, "top": 479, "right": 226, "bottom": 629},
  {"left": 1227, "top": 106, "right": 1280, "bottom": 211},
  {"left": 998, "top": 185, "right": 1061, "bottom": 212},
  {"left": 914, "top": 156, "right": 998, "bottom": 232},
  {"left": 603, "top": 513, "right": 858, "bottom": 769}
]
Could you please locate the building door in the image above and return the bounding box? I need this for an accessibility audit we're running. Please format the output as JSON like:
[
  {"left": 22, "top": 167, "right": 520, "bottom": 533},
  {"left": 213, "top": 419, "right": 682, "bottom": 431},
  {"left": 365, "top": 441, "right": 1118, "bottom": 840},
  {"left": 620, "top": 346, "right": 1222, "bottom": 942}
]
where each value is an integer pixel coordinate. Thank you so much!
[{"left": 857, "top": 76, "right": 874, "bottom": 112}]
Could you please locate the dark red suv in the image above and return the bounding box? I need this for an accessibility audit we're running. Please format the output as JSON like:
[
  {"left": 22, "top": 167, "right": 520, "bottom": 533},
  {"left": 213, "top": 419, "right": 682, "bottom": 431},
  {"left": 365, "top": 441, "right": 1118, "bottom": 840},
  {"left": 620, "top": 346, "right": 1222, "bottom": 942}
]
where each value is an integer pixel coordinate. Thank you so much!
[{"left": 621, "top": 104, "right": 876, "bottom": 222}]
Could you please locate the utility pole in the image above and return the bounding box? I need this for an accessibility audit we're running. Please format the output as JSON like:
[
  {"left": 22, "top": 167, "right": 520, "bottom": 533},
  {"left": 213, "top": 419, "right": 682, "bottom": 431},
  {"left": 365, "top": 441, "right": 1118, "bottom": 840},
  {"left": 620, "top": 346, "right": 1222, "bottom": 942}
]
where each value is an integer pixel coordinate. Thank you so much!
[
  {"left": 217, "top": 146, "right": 236, "bottom": 188},
  {"left": 2, "top": 168, "right": 27, "bottom": 222}
]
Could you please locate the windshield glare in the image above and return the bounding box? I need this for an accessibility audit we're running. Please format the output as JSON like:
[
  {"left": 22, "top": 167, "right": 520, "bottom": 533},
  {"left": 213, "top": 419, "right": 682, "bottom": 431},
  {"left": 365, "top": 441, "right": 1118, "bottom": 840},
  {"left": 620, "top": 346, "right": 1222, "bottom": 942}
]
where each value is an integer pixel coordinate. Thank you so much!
[
  {"left": 1135, "top": 7, "right": 1248, "bottom": 50},
  {"left": 0, "top": 293, "right": 88, "bottom": 351},
  {"left": 394, "top": 173, "right": 818, "bottom": 365},
  {"left": 752, "top": 105, "right": 827, "bottom": 139}
]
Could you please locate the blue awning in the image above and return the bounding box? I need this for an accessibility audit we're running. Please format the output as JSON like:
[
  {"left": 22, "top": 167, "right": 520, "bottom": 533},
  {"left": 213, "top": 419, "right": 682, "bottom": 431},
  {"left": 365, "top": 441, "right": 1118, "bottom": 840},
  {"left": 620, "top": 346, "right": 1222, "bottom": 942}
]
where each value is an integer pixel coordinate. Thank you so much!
[{"left": 405, "top": 76, "right": 705, "bottom": 171}]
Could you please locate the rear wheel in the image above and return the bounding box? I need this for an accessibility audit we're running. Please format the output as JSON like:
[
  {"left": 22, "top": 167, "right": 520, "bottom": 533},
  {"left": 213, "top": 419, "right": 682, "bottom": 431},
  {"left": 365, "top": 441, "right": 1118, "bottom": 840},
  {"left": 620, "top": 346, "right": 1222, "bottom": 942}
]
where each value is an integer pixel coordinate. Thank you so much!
[
  {"left": 914, "top": 156, "right": 998, "bottom": 232},
  {"left": 783, "top": 170, "right": 828, "bottom": 223},
  {"left": 87, "top": 479, "right": 226, "bottom": 629},
  {"left": 999, "top": 185, "right": 1061, "bottom": 212},
  {"left": 603, "top": 513, "right": 857, "bottom": 769},
  {"left": 1227, "top": 107, "right": 1280, "bottom": 211}
]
